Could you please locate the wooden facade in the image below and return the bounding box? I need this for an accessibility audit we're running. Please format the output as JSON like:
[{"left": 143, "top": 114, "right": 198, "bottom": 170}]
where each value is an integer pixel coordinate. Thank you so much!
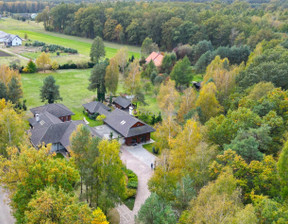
[
  {"left": 125, "top": 133, "right": 150, "bottom": 146},
  {"left": 59, "top": 115, "right": 71, "bottom": 122}
]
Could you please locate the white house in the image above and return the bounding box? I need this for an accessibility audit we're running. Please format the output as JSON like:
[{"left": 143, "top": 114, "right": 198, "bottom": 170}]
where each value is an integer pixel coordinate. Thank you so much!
[{"left": 0, "top": 31, "right": 22, "bottom": 46}]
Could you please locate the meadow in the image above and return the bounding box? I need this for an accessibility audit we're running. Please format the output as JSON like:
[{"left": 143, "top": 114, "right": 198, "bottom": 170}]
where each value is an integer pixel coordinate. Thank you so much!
[
  {"left": 22, "top": 69, "right": 160, "bottom": 126},
  {"left": 0, "top": 18, "right": 140, "bottom": 59}
]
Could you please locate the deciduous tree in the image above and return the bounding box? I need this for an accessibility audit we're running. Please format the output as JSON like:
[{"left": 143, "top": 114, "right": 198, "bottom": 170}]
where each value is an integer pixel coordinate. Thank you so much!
[
  {"left": 124, "top": 60, "right": 141, "bottom": 97},
  {"left": 90, "top": 36, "right": 105, "bottom": 63},
  {"left": 170, "top": 56, "right": 193, "bottom": 88},
  {"left": 36, "top": 52, "right": 51, "bottom": 72},
  {"left": 105, "top": 57, "right": 119, "bottom": 95}
]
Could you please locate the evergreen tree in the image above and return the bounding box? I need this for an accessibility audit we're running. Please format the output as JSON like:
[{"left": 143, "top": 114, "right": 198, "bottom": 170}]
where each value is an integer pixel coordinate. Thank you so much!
[
  {"left": 26, "top": 60, "right": 37, "bottom": 73},
  {"left": 0, "top": 81, "right": 7, "bottom": 100},
  {"left": 90, "top": 36, "right": 105, "bottom": 63},
  {"left": 7, "top": 77, "right": 22, "bottom": 104},
  {"left": 40, "top": 75, "right": 62, "bottom": 104},
  {"left": 88, "top": 61, "right": 108, "bottom": 102}
]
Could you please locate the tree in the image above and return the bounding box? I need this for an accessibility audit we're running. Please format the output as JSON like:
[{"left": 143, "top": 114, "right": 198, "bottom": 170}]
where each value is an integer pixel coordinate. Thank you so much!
[
  {"left": 0, "top": 64, "right": 21, "bottom": 86},
  {"left": 124, "top": 60, "right": 141, "bottom": 96},
  {"left": 7, "top": 76, "right": 22, "bottom": 104},
  {"left": 136, "top": 193, "right": 177, "bottom": 224},
  {"left": 181, "top": 169, "right": 257, "bottom": 224},
  {"left": 141, "top": 37, "right": 159, "bottom": 56},
  {"left": 105, "top": 57, "right": 119, "bottom": 95},
  {"left": 24, "top": 186, "right": 98, "bottom": 224},
  {"left": 161, "top": 53, "right": 177, "bottom": 74},
  {"left": 0, "top": 99, "right": 28, "bottom": 158},
  {"left": 0, "top": 145, "right": 79, "bottom": 223},
  {"left": 36, "top": 52, "right": 51, "bottom": 72},
  {"left": 278, "top": 140, "right": 288, "bottom": 199},
  {"left": 177, "top": 87, "right": 197, "bottom": 123},
  {"left": 195, "top": 82, "right": 223, "bottom": 124},
  {"left": 25, "top": 60, "right": 37, "bottom": 73},
  {"left": 0, "top": 81, "right": 7, "bottom": 100},
  {"left": 161, "top": 17, "right": 183, "bottom": 50},
  {"left": 51, "top": 60, "right": 59, "bottom": 70},
  {"left": 40, "top": 75, "right": 62, "bottom": 104},
  {"left": 170, "top": 56, "right": 193, "bottom": 88},
  {"left": 157, "top": 79, "right": 180, "bottom": 117},
  {"left": 114, "top": 47, "right": 128, "bottom": 75},
  {"left": 90, "top": 36, "right": 105, "bottom": 63},
  {"left": 88, "top": 61, "right": 108, "bottom": 102}
]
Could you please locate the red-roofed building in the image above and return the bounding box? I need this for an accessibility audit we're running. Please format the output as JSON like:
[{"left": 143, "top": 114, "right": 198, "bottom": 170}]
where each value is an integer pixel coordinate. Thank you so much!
[{"left": 145, "top": 52, "right": 164, "bottom": 67}]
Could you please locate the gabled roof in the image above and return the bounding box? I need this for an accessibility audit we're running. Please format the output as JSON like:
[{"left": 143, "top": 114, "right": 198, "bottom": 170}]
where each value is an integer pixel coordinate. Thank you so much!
[
  {"left": 30, "top": 103, "right": 74, "bottom": 118},
  {"left": 145, "top": 52, "right": 164, "bottom": 67},
  {"left": 28, "top": 111, "right": 62, "bottom": 128},
  {"left": 104, "top": 109, "right": 155, "bottom": 138},
  {"left": 113, "top": 96, "right": 131, "bottom": 109},
  {"left": 30, "top": 120, "right": 85, "bottom": 149},
  {"left": 82, "top": 101, "right": 111, "bottom": 115}
]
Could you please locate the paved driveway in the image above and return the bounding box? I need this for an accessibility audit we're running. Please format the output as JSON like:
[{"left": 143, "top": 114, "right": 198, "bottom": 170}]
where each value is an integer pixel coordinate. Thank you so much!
[
  {"left": 117, "top": 144, "right": 156, "bottom": 224},
  {"left": 0, "top": 187, "right": 15, "bottom": 224}
]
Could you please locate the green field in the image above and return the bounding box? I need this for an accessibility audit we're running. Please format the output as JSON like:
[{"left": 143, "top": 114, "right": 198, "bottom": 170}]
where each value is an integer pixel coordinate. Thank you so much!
[
  {"left": 0, "top": 18, "right": 140, "bottom": 59},
  {"left": 22, "top": 69, "right": 160, "bottom": 125}
]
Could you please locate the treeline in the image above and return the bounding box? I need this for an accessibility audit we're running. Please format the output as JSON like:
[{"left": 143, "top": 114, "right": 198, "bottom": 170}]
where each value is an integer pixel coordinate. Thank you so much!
[
  {"left": 36, "top": 1, "right": 288, "bottom": 50},
  {"left": 0, "top": 1, "right": 48, "bottom": 13}
]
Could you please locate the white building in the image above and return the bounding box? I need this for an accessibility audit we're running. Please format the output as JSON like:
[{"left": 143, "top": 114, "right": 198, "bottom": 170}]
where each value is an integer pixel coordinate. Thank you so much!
[{"left": 0, "top": 31, "right": 22, "bottom": 46}]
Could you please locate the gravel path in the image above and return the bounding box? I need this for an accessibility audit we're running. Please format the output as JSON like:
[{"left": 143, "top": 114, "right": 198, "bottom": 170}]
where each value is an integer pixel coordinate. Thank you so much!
[
  {"left": 117, "top": 145, "right": 156, "bottom": 224},
  {"left": 0, "top": 187, "right": 15, "bottom": 224}
]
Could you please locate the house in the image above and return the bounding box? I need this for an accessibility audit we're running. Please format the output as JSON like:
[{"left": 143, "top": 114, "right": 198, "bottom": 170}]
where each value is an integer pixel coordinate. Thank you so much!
[
  {"left": 29, "top": 103, "right": 94, "bottom": 156},
  {"left": 30, "top": 103, "right": 74, "bottom": 123},
  {"left": 103, "top": 109, "right": 155, "bottom": 146},
  {"left": 0, "top": 31, "right": 22, "bottom": 46},
  {"left": 145, "top": 52, "right": 164, "bottom": 67},
  {"left": 82, "top": 101, "right": 111, "bottom": 117},
  {"left": 113, "top": 96, "right": 132, "bottom": 111}
]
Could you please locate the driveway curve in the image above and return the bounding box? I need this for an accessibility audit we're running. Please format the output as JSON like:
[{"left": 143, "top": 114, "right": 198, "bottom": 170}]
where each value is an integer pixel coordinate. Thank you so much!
[
  {"left": 0, "top": 187, "right": 15, "bottom": 224},
  {"left": 117, "top": 145, "right": 156, "bottom": 224}
]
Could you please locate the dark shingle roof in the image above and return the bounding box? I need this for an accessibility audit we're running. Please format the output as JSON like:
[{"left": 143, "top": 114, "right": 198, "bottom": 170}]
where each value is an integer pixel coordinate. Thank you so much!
[
  {"left": 113, "top": 96, "right": 131, "bottom": 109},
  {"left": 29, "top": 111, "right": 62, "bottom": 128},
  {"left": 30, "top": 104, "right": 74, "bottom": 118},
  {"left": 104, "top": 109, "right": 155, "bottom": 138},
  {"left": 30, "top": 120, "right": 85, "bottom": 149},
  {"left": 82, "top": 101, "right": 111, "bottom": 114}
]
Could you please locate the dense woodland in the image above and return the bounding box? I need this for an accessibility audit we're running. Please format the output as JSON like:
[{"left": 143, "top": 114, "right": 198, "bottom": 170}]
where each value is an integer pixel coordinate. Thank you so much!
[{"left": 1, "top": 0, "right": 288, "bottom": 223}]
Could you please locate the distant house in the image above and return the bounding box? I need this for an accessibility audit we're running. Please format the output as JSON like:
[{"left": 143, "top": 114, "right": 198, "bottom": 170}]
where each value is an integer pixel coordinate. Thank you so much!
[
  {"left": 0, "top": 31, "right": 22, "bottom": 47},
  {"left": 29, "top": 103, "right": 94, "bottom": 156},
  {"left": 145, "top": 52, "right": 164, "bottom": 67},
  {"left": 103, "top": 109, "right": 155, "bottom": 146},
  {"left": 82, "top": 101, "right": 111, "bottom": 116},
  {"left": 113, "top": 96, "right": 132, "bottom": 111}
]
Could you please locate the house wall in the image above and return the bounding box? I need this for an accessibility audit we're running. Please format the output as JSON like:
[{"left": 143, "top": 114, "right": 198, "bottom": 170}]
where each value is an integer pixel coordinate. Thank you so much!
[
  {"left": 12, "top": 37, "right": 22, "bottom": 46},
  {"left": 59, "top": 115, "right": 71, "bottom": 122},
  {"left": 125, "top": 133, "right": 150, "bottom": 146}
]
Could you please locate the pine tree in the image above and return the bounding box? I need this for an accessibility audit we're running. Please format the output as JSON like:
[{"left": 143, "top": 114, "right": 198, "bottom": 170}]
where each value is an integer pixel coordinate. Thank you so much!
[
  {"left": 7, "top": 77, "right": 22, "bottom": 104},
  {"left": 40, "top": 76, "right": 62, "bottom": 104}
]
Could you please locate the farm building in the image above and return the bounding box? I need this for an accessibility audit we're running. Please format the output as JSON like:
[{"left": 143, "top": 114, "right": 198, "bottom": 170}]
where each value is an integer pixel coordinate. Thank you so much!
[
  {"left": 145, "top": 52, "right": 164, "bottom": 67},
  {"left": 0, "top": 31, "right": 22, "bottom": 46}
]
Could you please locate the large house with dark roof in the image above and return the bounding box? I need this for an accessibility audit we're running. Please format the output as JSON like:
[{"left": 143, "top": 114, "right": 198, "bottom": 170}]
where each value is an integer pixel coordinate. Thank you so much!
[
  {"left": 82, "top": 101, "right": 111, "bottom": 116},
  {"left": 29, "top": 103, "right": 91, "bottom": 156},
  {"left": 104, "top": 109, "right": 155, "bottom": 145}
]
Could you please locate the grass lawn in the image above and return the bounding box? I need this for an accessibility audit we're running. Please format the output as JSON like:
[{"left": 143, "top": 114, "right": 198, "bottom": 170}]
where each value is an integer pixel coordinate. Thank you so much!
[
  {"left": 0, "top": 18, "right": 140, "bottom": 59},
  {"left": 22, "top": 69, "right": 99, "bottom": 125},
  {"left": 143, "top": 132, "right": 160, "bottom": 156}
]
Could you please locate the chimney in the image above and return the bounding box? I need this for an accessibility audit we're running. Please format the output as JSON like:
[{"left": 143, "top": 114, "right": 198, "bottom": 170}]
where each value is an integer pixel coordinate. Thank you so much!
[
  {"left": 35, "top": 114, "right": 40, "bottom": 122},
  {"left": 129, "top": 106, "right": 133, "bottom": 116}
]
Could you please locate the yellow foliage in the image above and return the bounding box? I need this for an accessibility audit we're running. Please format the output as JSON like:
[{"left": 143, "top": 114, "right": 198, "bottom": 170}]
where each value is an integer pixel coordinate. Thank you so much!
[
  {"left": 92, "top": 207, "right": 109, "bottom": 224},
  {"left": 0, "top": 64, "right": 21, "bottom": 86},
  {"left": 177, "top": 87, "right": 197, "bottom": 123}
]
